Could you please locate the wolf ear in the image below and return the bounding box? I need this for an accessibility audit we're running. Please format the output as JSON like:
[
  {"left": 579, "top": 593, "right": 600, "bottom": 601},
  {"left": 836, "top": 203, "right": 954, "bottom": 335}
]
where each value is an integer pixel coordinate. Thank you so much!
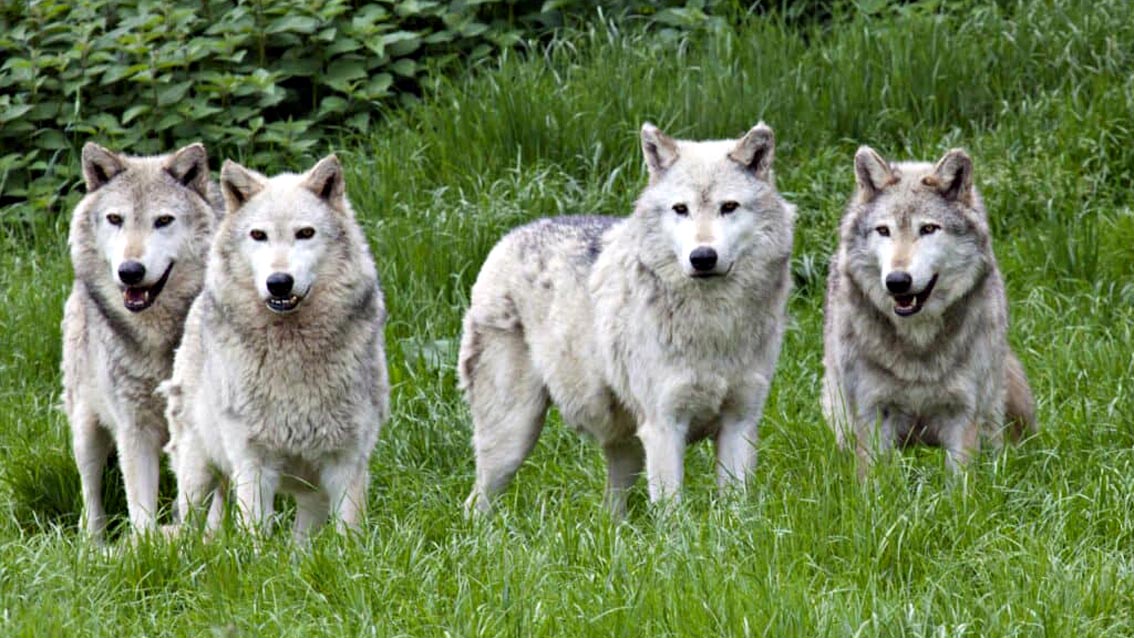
[
  {"left": 854, "top": 146, "right": 895, "bottom": 202},
  {"left": 82, "top": 143, "right": 127, "bottom": 192},
  {"left": 641, "top": 123, "right": 679, "bottom": 184},
  {"left": 302, "top": 154, "right": 347, "bottom": 212},
  {"left": 220, "top": 160, "right": 265, "bottom": 213},
  {"left": 923, "top": 148, "right": 974, "bottom": 205},
  {"left": 163, "top": 143, "right": 210, "bottom": 200},
  {"left": 728, "top": 122, "right": 775, "bottom": 182}
]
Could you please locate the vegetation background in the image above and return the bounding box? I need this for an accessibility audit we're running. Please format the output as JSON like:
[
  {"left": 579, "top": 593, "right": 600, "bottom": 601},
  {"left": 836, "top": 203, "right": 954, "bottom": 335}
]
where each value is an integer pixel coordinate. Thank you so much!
[{"left": 1, "top": 0, "right": 1133, "bottom": 635}]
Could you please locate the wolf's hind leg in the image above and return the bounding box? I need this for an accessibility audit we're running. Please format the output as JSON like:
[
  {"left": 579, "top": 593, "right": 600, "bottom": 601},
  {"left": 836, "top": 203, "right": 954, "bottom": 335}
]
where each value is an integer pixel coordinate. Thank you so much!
[
  {"left": 72, "top": 408, "right": 112, "bottom": 540},
  {"left": 462, "top": 325, "right": 549, "bottom": 516},
  {"left": 1004, "top": 350, "right": 1037, "bottom": 441}
]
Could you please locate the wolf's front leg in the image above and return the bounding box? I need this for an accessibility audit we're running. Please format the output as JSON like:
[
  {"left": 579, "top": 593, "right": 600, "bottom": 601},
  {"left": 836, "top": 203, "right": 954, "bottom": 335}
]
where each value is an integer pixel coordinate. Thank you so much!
[
  {"left": 234, "top": 460, "right": 279, "bottom": 534},
  {"left": 852, "top": 406, "right": 902, "bottom": 480},
  {"left": 322, "top": 458, "right": 369, "bottom": 533},
  {"left": 602, "top": 437, "right": 644, "bottom": 518},
  {"left": 117, "top": 422, "right": 165, "bottom": 534},
  {"left": 637, "top": 419, "right": 688, "bottom": 504},
  {"left": 71, "top": 407, "right": 112, "bottom": 541},
  {"left": 714, "top": 385, "right": 768, "bottom": 492},
  {"left": 940, "top": 415, "right": 980, "bottom": 473},
  {"left": 714, "top": 417, "right": 759, "bottom": 492}
]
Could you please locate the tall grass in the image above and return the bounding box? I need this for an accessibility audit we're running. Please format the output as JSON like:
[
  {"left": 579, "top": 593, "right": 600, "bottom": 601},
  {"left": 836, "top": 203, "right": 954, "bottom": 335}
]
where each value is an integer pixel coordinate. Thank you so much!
[{"left": 2, "top": 0, "right": 1133, "bottom": 635}]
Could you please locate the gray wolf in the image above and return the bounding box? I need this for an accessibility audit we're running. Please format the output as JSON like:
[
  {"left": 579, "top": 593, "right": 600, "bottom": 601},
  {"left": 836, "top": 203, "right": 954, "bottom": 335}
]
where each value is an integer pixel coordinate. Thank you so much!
[
  {"left": 62, "top": 142, "right": 221, "bottom": 539},
  {"left": 161, "top": 155, "right": 388, "bottom": 539},
  {"left": 821, "top": 146, "right": 1036, "bottom": 475},
  {"left": 459, "top": 122, "right": 795, "bottom": 515}
]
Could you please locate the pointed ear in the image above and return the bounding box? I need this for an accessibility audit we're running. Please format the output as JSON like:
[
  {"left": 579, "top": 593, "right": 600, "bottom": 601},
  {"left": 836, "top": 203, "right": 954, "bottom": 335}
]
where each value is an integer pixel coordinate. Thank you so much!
[
  {"left": 82, "top": 143, "right": 127, "bottom": 192},
  {"left": 854, "top": 146, "right": 896, "bottom": 203},
  {"left": 302, "top": 154, "right": 346, "bottom": 212},
  {"left": 640, "top": 122, "right": 679, "bottom": 184},
  {"left": 219, "top": 160, "right": 265, "bottom": 213},
  {"left": 923, "top": 148, "right": 974, "bottom": 205},
  {"left": 163, "top": 143, "right": 210, "bottom": 200},
  {"left": 728, "top": 122, "right": 775, "bottom": 181}
]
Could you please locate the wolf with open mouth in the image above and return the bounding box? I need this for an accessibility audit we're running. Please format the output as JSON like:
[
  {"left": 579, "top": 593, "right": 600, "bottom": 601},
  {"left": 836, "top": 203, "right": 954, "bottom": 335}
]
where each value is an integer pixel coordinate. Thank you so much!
[
  {"left": 821, "top": 146, "right": 1036, "bottom": 475},
  {"left": 62, "top": 142, "right": 222, "bottom": 540}
]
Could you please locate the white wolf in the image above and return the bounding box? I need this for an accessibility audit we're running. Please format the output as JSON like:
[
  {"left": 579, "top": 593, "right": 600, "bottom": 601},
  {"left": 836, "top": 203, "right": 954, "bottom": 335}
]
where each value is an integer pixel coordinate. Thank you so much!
[
  {"left": 822, "top": 146, "right": 1036, "bottom": 475},
  {"left": 459, "top": 122, "right": 795, "bottom": 515},
  {"left": 161, "top": 155, "right": 388, "bottom": 538},
  {"left": 62, "top": 142, "right": 221, "bottom": 539}
]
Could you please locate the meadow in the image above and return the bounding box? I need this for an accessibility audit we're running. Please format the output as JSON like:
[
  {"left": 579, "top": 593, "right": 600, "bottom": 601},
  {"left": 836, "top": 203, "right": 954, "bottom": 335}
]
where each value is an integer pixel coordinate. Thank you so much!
[{"left": 1, "top": 1, "right": 1133, "bottom": 635}]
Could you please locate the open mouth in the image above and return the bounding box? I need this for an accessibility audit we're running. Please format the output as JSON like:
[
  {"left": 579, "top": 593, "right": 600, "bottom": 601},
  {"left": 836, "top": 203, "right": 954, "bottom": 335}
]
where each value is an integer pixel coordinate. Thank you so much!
[
  {"left": 265, "top": 294, "right": 303, "bottom": 314},
  {"left": 122, "top": 262, "right": 174, "bottom": 313},
  {"left": 891, "top": 274, "right": 938, "bottom": 317}
]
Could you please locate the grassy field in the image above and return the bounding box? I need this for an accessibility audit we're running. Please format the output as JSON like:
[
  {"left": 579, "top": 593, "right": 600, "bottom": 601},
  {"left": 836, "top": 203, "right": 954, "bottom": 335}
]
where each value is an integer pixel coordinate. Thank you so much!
[{"left": 2, "top": 0, "right": 1134, "bottom": 635}]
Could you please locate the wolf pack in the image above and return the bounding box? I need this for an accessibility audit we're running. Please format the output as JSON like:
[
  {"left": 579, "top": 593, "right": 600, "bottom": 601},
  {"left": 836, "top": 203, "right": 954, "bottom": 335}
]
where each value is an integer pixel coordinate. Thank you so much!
[{"left": 62, "top": 121, "right": 1036, "bottom": 542}]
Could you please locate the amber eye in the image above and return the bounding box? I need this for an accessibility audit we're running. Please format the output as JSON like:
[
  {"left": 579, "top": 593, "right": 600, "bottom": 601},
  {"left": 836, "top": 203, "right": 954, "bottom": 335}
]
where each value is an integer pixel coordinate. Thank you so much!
[
  {"left": 295, "top": 227, "right": 316, "bottom": 240},
  {"left": 106, "top": 213, "right": 123, "bottom": 226},
  {"left": 875, "top": 226, "right": 891, "bottom": 237},
  {"left": 250, "top": 229, "right": 267, "bottom": 241},
  {"left": 672, "top": 203, "right": 689, "bottom": 216},
  {"left": 920, "top": 223, "right": 941, "bottom": 236},
  {"left": 720, "top": 201, "right": 739, "bottom": 214},
  {"left": 154, "top": 215, "right": 174, "bottom": 228}
]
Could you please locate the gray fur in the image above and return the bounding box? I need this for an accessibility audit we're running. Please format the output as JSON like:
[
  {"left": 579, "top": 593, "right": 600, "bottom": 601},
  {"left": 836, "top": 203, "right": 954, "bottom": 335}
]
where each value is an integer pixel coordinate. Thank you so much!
[
  {"left": 460, "top": 123, "right": 795, "bottom": 515},
  {"left": 63, "top": 142, "right": 220, "bottom": 540},
  {"left": 822, "top": 146, "right": 1037, "bottom": 476},
  {"left": 161, "top": 155, "right": 388, "bottom": 539}
]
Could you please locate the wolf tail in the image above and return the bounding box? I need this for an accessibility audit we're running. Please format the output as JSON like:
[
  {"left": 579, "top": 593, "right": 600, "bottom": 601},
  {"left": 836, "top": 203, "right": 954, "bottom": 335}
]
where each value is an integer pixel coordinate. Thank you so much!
[{"left": 1004, "top": 350, "right": 1037, "bottom": 441}]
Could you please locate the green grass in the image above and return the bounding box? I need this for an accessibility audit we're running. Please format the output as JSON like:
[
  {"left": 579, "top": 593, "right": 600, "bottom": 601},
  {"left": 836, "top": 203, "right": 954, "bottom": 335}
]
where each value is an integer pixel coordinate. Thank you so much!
[{"left": 3, "top": 0, "right": 1134, "bottom": 635}]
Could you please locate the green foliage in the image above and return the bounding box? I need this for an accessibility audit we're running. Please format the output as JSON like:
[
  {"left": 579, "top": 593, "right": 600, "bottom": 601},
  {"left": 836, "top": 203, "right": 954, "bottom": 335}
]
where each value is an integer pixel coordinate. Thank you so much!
[
  {"left": 0, "top": 0, "right": 530, "bottom": 214},
  {"left": 0, "top": 0, "right": 758, "bottom": 221}
]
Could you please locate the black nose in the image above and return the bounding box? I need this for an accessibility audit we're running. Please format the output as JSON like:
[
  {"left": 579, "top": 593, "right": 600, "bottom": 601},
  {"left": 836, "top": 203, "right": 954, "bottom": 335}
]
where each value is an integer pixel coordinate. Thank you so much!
[
  {"left": 689, "top": 246, "right": 718, "bottom": 272},
  {"left": 118, "top": 261, "right": 146, "bottom": 285},
  {"left": 886, "top": 271, "right": 913, "bottom": 294},
  {"left": 266, "top": 272, "right": 294, "bottom": 297}
]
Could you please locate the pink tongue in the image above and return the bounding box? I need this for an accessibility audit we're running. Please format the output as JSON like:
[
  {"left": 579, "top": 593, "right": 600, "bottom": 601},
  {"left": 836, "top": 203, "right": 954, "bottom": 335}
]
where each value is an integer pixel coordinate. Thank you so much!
[{"left": 124, "top": 288, "right": 147, "bottom": 305}]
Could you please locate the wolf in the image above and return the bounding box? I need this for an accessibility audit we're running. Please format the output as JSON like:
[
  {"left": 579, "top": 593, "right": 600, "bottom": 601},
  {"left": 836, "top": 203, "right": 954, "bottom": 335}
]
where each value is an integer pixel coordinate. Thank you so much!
[
  {"left": 160, "top": 155, "right": 387, "bottom": 539},
  {"left": 459, "top": 122, "right": 795, "bottom": 516},
  {"left": 822, "top": 146, "right": 1036, "bottom": 475},
  {"left": 62, "top": 142, "right": 221, "bottom": 539}
]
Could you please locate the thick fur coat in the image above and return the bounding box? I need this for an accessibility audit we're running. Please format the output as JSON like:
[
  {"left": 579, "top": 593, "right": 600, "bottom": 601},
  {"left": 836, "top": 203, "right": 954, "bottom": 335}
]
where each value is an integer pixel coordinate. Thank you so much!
[
  {"left": 162, "top": 155, "right": 388, "bottom": 538},
  {"left": 822, "top": 146, "right": 1036, "bottom": 474},
  {"left": 460, "top": 123, "right": 795, "bottom": 514},
  {"left": 63, "top": 142, "right": 221, "bottom": 539}
]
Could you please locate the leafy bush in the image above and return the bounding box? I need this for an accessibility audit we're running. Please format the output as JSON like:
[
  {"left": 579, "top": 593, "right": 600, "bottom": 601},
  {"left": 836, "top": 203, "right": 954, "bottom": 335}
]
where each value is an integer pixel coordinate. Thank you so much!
[{"left": 0, "top": 0, "right": 747, "bottom": 220}]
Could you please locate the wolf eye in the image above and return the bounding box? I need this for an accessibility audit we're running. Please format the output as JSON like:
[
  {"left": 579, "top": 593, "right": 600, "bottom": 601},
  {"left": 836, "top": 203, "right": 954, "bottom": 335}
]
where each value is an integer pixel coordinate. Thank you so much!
[
  {"left": 250, "top": 229, "right": 267, "bottom": 241},
  {"left": 154, "top": 215, "right": 174, "bottom": 228},
  {"left": 672, "top": 203, "right": 689, "bottom": 216},
  {"left": 720, "top": 201, "right": 739, "bottom": 215},
  {"left": 106, "top": 213, "right": 123, "bottom": 226},
  {"left": 295, "top": 227, "right": 316, "bottom": 240},
  {"left": 920, "top": 224, "right": 941, "bottom": 236},
  {"left": 875, "top": 226, "right": 891, "bottom": 237}
]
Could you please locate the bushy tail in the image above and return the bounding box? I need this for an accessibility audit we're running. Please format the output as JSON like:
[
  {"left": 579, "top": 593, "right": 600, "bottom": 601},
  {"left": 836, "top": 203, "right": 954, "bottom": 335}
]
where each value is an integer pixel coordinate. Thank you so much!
[{"left": 1004, "top": 350, "right": 1037, "bottom": 441}]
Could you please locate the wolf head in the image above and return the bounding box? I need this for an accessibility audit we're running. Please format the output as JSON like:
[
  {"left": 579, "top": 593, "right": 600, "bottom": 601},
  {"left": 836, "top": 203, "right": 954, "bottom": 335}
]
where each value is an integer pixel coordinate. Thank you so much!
[
  {"left": 73, "top": 142, "right": 218, "bottom": 313},
  {"left": 842, "top": 146, "right": 991, "bottom": 319},
  {"left": 633, "top": 122, "right": 790, "bottom": 281},
  {"left": 216, "top": 155, "right": 362, "bottom": 316}
]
